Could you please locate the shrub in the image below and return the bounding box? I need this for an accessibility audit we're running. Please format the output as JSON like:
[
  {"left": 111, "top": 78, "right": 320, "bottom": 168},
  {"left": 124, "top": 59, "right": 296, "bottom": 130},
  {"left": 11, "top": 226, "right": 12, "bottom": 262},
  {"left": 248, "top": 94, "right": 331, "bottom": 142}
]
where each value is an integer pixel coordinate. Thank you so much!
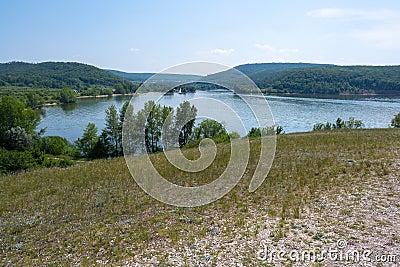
[
  {"left": 313, "top": 117, "right": 364, "bottom": 131},
  {"left": 0, "top": 148, "right": 43, "bottom": 173},
  {"left": 5, "top": 126, "right": 35, "bottom": 151},
  {"left": 391, "top": 112, "right": 400, "bottom": 128},
  {"left": 42, "top": 157, "right": 75, "bottom": 168},
  {"left": 37, "top": 136, "right": 68, "bottom": 155},
  {"left": 247, "top": 126, "right": 284, "bottom": 137}
]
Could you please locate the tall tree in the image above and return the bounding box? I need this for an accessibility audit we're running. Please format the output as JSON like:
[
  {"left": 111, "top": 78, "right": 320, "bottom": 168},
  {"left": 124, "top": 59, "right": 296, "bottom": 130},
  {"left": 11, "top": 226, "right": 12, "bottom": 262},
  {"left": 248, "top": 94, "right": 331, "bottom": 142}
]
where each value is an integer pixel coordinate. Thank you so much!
[
  {"left": 161, "top": 106, "right": 176, "bottom": 150},
  {"left": 175, "top": 101, "right": 197, "bottom": 147},
  {"left": 119, "top": 101, "right": 134, "bottom": 154},
  {"left": 104, "top": 105, "right": 120, "bottom": 157},
  {"left": 75, "top": 123, "right": 99, "bottom": 157},
  {"left": 0, "top": 96, "right": 39, "bottom": 147},
  {"left": 193, "top": 119, "right": 226, "bottom": 139},
  {"left": 143, "top": 101, "right": 163, "bottom": 153},
  {"left": 26, "top": 92, "right": 45, "bottom": 109}
]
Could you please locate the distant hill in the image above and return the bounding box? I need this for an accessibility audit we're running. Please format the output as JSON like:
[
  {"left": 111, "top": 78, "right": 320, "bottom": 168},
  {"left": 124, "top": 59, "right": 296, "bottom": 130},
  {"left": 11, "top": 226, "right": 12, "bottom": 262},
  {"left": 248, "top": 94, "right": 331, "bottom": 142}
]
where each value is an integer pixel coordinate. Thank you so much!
[
  {"left": 0, "top": 62, "right": 137, "bottom": 92},
  {"left": 1, "top": 62, "right": 399, "bottom": 96},
  {"left": 111, "top": 63, "right": 400, "bottom": 95},
  {"left": 107, "top": 69, "right": 202, "bottom": 83},
  {"left": 234, "top": 62, "right": 328, "bottom": 76},
  {"left": 253, "top": 65, "right": 400, "bottom": 95},
  {"left": 204, "top": 63, "right": 400, "bottom": 95}
]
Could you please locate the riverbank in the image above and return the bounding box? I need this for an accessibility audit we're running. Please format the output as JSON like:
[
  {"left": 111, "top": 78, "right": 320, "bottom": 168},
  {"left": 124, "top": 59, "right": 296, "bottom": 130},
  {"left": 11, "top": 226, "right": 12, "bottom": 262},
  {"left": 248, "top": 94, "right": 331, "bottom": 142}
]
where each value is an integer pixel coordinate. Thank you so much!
[
  {"left": 1, "top": 129, "right": 399, "bottom": 265},
  {"left": 77, "top": 93, "right": 137, "bottom": 99}
]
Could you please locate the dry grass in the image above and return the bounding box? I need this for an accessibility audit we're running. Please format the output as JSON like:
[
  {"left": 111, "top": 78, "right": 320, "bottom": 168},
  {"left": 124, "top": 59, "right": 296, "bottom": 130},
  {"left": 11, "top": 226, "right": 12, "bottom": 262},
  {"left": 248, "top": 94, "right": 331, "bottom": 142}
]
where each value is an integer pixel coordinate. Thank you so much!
[{"left": 1, "top": 128, "right": 399, "bottom": 266}]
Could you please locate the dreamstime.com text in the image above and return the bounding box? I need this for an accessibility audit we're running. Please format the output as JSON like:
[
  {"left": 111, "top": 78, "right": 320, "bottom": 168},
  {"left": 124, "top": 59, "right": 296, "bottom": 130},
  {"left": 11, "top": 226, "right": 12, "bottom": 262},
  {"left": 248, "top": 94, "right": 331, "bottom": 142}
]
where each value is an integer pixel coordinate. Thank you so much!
[{"left": 257, "top": 239, "right": 398, "bottom": 264}]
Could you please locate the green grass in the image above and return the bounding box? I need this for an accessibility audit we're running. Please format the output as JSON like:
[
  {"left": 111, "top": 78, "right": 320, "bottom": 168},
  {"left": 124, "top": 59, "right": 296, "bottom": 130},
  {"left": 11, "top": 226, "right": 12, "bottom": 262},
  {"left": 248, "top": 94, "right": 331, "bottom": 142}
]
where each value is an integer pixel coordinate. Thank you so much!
[{"left": 1, "top": 128, "right": 399, "bottom": 265}]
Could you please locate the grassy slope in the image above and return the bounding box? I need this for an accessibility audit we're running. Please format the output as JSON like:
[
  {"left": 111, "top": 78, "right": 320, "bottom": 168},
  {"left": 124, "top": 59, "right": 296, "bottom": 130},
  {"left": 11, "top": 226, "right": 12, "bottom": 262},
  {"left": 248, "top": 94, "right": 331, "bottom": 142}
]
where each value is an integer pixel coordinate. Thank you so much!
[{"left": 1, "top": 129, "right": 399, "bottom": 265}]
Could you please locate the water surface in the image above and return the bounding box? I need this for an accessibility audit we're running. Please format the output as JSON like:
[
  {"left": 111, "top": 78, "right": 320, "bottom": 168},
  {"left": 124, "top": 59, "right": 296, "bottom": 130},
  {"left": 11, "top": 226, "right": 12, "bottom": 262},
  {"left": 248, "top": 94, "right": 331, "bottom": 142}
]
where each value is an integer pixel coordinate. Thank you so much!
[{"left": 37, "top": 91, "right": 400, "bottom": 142}]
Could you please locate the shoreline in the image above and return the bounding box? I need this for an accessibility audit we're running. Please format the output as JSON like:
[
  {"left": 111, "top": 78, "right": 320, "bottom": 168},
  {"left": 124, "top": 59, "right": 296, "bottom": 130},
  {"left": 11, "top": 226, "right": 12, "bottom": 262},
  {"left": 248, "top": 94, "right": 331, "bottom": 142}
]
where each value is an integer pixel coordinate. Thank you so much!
[
  {"left": 41, "top": 91, "right": 398, "bottom": 107},
  {"left": 77, "top": 93, "right": 137, "bottom": 99}
]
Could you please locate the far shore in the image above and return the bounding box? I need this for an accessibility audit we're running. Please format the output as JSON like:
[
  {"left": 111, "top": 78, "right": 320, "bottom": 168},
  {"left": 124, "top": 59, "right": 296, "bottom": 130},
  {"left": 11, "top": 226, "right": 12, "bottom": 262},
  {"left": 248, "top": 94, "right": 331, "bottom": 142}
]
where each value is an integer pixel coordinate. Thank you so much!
[
  {"left": 77, "top": 93, "right": 137, "bottom": 99},
  {"left": 43, "top": 92, "right": 162, "bottom": 106},
  {"left": 42, "top": 90, "right": 396, "bottom": 107}
]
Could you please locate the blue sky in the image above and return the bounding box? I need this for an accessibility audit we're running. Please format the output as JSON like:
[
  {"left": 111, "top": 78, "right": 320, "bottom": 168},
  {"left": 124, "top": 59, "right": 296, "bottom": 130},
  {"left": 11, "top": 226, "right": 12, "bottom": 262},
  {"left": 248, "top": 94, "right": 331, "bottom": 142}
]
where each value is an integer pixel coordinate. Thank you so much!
[{"left": 1, "top": 0, "right": 400, "bottom": 72}]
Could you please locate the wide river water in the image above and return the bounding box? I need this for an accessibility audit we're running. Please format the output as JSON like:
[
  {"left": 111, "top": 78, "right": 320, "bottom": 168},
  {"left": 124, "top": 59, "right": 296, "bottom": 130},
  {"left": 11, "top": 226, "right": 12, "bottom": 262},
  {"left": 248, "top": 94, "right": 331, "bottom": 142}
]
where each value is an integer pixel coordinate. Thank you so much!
[{"left": 38, "top": 90, "right": 400, "bottom": 143}]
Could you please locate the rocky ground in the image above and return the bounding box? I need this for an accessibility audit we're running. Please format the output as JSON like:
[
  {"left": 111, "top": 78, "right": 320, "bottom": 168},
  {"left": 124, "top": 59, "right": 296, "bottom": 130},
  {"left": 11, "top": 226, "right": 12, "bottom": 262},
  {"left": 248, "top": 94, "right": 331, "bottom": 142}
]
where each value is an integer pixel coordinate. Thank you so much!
[{"left": 127, "top": 159, "right": 400, "bottom": 266}]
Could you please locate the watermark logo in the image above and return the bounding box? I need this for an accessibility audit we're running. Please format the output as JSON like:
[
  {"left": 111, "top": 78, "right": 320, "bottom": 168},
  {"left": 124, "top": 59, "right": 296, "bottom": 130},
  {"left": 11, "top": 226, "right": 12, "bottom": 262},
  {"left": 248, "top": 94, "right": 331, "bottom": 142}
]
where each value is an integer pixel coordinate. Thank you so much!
[
  {"left": 257, "top": 239, "right": 398, "bottom": 264},
  {"left": 122, "top": 62, "right": 276, "bottom": 207}
]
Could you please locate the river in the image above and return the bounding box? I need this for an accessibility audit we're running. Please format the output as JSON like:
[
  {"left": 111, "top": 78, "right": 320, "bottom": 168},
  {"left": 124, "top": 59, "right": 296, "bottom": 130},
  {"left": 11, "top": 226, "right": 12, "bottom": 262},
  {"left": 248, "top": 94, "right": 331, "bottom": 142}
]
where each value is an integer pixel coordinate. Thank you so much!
[{"left": 37, "top": 90, "right": 400, "bottom": 143}]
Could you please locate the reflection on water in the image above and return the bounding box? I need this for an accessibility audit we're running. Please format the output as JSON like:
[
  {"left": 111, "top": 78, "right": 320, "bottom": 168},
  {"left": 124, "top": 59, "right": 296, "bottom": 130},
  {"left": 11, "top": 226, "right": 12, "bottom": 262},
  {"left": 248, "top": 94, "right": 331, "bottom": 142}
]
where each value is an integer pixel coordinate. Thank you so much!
[
  {"left": 37, "top": 91, "right": 400, "bottom": 142},
  {"left": 60, "top": 103, "right": 77, "bottom": 112}
]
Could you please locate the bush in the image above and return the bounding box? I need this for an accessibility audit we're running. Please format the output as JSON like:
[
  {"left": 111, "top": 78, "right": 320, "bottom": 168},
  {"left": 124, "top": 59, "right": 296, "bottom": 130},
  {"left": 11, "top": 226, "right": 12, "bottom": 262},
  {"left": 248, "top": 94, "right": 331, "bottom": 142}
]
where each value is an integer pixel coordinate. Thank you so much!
[
  {"left": 37, "top": 136, "right": 68, "bottom": 155},
  {"left": 313, "top": 117, "right": 364, "bottom": 131},
  {"left": 42, "top": 157, "right": 75, "bottom": 168},
  {"left": 0, "top": 148, "right": 43, "bottom": 173},
  {"left": 247, "top": 126, "right": 284, "bottom": 137},
  {"left": 391, "top": 112, "right": 400, "bottom": 128},
  {"left": 5, "top": 126, "right": 35, "bottom": 150}
]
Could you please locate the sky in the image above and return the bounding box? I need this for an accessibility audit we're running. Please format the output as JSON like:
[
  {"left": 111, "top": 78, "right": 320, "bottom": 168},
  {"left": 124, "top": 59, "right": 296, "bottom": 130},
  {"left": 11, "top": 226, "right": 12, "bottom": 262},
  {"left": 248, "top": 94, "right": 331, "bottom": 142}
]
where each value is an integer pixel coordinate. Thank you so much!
[{"left": 1, "top": 0, "right": 400, "bottom": 73}]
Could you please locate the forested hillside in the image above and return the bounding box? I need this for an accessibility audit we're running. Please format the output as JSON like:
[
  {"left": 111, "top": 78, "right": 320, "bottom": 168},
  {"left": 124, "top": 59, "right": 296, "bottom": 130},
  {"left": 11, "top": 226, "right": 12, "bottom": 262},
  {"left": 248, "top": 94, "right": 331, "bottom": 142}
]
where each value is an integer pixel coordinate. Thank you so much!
[
  {"left": 234, "top": 62, "right": 327, "bottom": 77},
  {"left": 251, "top": 65, "right": 400, "bottom": 95},
  {"left": 2, "top": 62, "right": 399, "bottom": 96},
  {"left": 202, "top": 62, "right": 400, "bottom": 95},
  {"left": 108, "top": 69, "right": 201, "bottom": 83},
  {"left": 0, "top": 62, "right": 137, "bottom": 92}
]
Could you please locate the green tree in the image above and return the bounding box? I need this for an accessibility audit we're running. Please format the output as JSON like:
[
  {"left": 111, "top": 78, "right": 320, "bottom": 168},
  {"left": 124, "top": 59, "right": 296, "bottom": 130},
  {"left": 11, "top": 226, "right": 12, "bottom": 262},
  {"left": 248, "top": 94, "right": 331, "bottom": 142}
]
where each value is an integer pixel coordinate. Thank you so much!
[
  {"left": 119, "top": 101, "right": 134, "bottom": 154},
  {"left": 104, "top": 105, "right": 120, "bottom": 157},
  {"left": 75, "top": 123, "right": 99, "bottom": 157},
  {"left": 101, "top": 88, "right": 114, "bottom": 96},
  {"left": 193, "top": 119, "right": 227, "bottom": 139},
  {"left": 5, "top": 126, "right": 34, "bottom": 151},
  {"left": 60, "top": 88, "right": 77, "bottom": 103},
  {"left": 229, "top": 131, "right": 240, "bottom": 139},
  {"left": 175, "top": 101, "right": 197, "bottom": 147},
  {"left": 143, "top": 101, "right": 163, "bottom": 153},
  {"left": 91, "top": 131, "right": 110, "bottom": 158},
  {"left": 391, "top": 112, "right": 400, "bottom": 128},
  {"left": 247, "top": 127, "right": 262, "bottom": 138},
  {"left": 161, "top": 106, "right": 176, "bottom": 150},
  {"left": 0, "top": 96, "right": 39, "bottom": 146},
  {"left": 26, "top": 92, "right": 45, "bottom": 109},
  {"left": 37, "top": 136, "right": 68, "bottom": 155}
]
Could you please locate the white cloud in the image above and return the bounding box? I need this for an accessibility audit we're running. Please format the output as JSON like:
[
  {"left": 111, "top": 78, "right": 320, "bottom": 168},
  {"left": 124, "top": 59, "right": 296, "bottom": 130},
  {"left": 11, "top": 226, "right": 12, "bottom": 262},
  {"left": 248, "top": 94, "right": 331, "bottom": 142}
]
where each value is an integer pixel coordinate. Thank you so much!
[
  {"left": 194, "top": 48, "right": 235, "bottom": 57},
  {"left": 307, "top": 8, "right": 400, "bottom": 21},
  {"left": 209, "top": 48, "right": 234, "bottom": 55},
  {"left": 129, "top": 47, "right": 140, "bottom": 53}
]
